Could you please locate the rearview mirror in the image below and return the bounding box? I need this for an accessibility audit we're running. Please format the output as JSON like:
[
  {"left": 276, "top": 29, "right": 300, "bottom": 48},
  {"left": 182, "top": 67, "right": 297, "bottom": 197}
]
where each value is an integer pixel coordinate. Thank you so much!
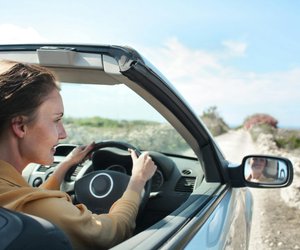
[{"left": 243, "top": 155, "right": 293, "bottom": 187}]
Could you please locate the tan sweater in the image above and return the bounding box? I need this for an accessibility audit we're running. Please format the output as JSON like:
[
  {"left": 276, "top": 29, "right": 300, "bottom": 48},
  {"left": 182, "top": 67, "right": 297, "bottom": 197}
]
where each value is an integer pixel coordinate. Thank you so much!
[{"left": 0, "top": 160, "right": 140, "bottom": 250}]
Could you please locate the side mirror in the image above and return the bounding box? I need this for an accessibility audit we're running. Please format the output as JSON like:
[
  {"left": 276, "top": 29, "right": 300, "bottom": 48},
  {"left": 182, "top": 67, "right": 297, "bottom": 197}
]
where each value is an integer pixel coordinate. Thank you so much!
[{"left": 242, "top": 155, "right": 293, "bottom": 188}]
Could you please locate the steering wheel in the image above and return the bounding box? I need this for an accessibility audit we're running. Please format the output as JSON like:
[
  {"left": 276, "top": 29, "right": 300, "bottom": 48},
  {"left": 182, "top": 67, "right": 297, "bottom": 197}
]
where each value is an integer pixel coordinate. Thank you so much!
[{"left": 74, "top": 141, "right": 152, "bottom": 214}]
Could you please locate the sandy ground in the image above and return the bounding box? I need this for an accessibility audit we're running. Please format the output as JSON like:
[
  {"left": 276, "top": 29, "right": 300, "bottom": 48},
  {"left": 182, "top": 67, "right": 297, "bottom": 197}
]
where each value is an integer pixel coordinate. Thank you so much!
[{"left": 215, "top": 130, "right": 300, "bottom": 250}]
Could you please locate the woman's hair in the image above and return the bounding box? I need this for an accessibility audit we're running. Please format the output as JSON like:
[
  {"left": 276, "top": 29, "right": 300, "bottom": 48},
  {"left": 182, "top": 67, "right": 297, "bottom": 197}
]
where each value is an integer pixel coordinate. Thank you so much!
[{"left": 0, "top": 60, "right": 60, "bottom": 133}]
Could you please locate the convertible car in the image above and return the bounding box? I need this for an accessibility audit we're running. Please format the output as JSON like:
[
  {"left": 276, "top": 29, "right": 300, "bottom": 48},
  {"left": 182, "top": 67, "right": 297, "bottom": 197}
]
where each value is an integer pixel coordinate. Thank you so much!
[{"left": 0, "top": 44, "right": 293, "bottom": 249}]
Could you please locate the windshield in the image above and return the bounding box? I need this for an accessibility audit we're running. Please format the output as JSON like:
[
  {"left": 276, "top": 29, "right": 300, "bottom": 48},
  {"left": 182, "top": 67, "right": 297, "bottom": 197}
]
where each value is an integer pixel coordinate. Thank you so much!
[{"left": 60, "top": 83, "right": 195, "bottom": 157}]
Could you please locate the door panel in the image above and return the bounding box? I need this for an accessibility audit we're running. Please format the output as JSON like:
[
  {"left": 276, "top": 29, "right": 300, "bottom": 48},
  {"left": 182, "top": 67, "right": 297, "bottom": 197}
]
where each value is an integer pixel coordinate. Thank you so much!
[{"left": 183, "top": 188, "right": 251, "bottom": 249}]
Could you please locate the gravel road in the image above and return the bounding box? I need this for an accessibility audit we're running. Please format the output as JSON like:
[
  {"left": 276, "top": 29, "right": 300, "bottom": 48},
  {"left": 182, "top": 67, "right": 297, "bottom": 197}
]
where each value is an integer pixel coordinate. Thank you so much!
[{"left": 215, "top": 129, "right": 300, "bottom": 250}]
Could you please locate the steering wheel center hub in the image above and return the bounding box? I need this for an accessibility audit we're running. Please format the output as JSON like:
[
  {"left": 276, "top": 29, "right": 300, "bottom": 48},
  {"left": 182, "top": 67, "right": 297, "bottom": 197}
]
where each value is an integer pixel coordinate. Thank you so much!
[{"left": 89, "top": 173, "right": 113, "bottom": 198}]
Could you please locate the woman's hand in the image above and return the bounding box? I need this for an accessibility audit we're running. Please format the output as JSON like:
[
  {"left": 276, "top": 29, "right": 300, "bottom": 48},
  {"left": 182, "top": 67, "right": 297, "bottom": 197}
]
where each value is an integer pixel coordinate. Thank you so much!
[
  {"left": 63, "top": 142, "right": 95, "bottom": 166},
  {"left": 42, "top": 142, "right": 95, "bottom": 189},
  {"left": 126, "top": 149, "right": 157, "bottom": 194}
]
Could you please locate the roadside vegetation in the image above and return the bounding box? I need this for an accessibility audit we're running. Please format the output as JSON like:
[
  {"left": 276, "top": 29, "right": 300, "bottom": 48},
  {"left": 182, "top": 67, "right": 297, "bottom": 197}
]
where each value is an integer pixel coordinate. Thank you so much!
[
  {"left": 62, "top": 116, "right": 189, "bottom": 154},
  {"left": 200, "top": 106, "right": 230, "bottom": 136},
  {"left": 61, "top": 106, "right": 230, "bottom": 154},
  {"left": 62, "top": 111, "right": 299, "bottom": 154},
  {"left": 244, "top": 113, "right": 300, "bottom": 153},
  {"left": 64, "top": 117, "right": 158, "bottom": 128}
]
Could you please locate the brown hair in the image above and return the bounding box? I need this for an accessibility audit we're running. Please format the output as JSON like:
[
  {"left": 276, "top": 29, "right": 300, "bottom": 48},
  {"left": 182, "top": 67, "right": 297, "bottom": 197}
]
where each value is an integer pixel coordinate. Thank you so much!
[{"left": 0, "top": 60, "right": 60, "bottom": 133}]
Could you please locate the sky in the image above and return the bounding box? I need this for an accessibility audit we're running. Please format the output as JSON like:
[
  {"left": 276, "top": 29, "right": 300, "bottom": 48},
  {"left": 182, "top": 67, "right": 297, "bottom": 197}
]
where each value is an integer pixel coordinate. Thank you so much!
[{"left": 1, "top": 0, "right": 300, "bottom": 128}]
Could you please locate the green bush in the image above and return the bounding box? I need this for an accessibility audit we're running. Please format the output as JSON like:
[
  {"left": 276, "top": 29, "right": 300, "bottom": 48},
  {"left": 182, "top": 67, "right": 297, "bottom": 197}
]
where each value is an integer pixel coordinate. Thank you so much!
[
  {"left": 274, "top": 130, "right": 300, "bottom": 150},
  {"left": 247, "top": 123, "right": 300, "bottom": 150}
]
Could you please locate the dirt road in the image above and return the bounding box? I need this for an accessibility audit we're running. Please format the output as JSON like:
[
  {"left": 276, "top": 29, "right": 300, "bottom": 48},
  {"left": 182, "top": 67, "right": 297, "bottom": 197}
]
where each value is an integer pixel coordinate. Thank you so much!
[{"left": 215, "top": 129, "right": 300, "bottom": 250}]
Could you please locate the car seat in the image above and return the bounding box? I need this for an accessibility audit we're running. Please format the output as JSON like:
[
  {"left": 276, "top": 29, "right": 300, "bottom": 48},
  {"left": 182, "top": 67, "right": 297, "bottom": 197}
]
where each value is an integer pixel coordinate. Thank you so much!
[
  {"left": 0, "top": 207, "right": 72, "bottom": 250},
  {"left": 263, "top": 159, "right": 279, "bottom": 178}
]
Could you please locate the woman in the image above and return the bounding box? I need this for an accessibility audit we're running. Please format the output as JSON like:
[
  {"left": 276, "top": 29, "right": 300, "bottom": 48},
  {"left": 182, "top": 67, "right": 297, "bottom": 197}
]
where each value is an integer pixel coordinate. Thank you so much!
[{"left": 0, "top": 60, "right": 157, "bottom": 249}]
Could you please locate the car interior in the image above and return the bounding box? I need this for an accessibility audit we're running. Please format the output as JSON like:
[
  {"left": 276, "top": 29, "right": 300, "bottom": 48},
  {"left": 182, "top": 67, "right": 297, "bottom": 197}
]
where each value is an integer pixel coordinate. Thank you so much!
[{"left": 0, "top": 46, "right": 207, "bottom": 241}]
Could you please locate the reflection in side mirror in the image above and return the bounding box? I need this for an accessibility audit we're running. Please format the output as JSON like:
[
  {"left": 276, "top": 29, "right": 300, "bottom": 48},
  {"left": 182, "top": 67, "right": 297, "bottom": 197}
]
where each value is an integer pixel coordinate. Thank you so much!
[{"left": 244, "top": 156, "right": 289, "bottom": 185}]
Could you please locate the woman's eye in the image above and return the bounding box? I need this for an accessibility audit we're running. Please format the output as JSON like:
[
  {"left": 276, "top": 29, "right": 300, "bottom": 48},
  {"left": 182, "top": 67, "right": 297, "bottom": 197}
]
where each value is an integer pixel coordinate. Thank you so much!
[{"left": 55, "top": 118, "right": 62, "bottom": 123}]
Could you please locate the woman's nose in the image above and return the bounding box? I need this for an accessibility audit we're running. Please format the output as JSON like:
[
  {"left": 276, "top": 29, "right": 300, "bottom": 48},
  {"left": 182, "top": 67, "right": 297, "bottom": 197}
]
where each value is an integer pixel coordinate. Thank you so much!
[{"left": 58, "top": 123, "right": 67, "bottom": 139}]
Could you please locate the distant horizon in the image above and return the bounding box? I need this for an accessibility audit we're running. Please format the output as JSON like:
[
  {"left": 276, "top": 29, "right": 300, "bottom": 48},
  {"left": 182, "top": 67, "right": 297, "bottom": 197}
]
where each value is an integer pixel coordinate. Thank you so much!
[
  {"left": 222, "top": 115, "right": 300, "bottom": 130},
  {"left": 63, "top": 113, "right": 300, "bottom": 131},
  {"left": 228, "top": 123, "right": 300, "bottom": 130}
]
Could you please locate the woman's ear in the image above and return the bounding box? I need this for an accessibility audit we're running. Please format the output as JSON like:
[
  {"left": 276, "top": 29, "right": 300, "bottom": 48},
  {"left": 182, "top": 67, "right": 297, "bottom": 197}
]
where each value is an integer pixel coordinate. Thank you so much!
[{"left": 11, "top": 116, "right": 28, "bottom": 138}]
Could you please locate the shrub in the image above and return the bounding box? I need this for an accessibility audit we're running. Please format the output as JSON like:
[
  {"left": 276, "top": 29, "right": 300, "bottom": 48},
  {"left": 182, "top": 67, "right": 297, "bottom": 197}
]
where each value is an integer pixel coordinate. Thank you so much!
[
  {"left": 274, "top": 130, "right": 300, "bottom": 150},
  {"left": 61, "top": 120, "right": 189, "bottom": 154},
  {"left": 201, "top": 106, "right": 229, "bottom": 136},
  {"left": 243, "top": 113, "right": 278, "bottom": 130},
  {"left": 248, "top": 123, "right": 276, "bottom": 141}
]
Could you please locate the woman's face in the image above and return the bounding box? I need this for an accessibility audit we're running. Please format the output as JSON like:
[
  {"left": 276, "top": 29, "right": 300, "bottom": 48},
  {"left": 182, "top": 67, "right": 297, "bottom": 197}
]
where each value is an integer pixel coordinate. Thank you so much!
[
  {"left": 20, "top": 89, "right": 67, "bottom": 165},
  {"left": 251, "top": 157, "right": 267, "bottom": 176}
]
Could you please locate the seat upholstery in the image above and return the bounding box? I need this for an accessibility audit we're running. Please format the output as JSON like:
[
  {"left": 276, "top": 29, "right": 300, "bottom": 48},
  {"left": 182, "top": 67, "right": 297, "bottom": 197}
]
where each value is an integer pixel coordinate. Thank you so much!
[{"left": 0, "top": 207, "right": 72, "bottom": 250}]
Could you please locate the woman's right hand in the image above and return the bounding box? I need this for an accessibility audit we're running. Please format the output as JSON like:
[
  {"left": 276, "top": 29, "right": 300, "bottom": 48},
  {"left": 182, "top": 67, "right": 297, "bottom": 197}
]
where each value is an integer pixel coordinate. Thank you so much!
[
  {"left": 46, "top": 142, "right": 95, "bottom": 187},
  {"left": 127, "top": 149, "right": 157, "bottom": 194}
]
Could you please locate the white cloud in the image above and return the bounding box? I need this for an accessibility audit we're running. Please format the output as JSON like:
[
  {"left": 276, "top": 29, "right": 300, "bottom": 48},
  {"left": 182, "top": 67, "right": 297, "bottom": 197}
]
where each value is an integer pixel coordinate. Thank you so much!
[
  {"left": 0, "top": 24, "right": 47, "bottom": 43},
  {"left": 140, "top": 37, "right": 224, "bottom": 85},
  {"left": 140, "top": 38, "right": 300, "bottom": 126},
  {"left": 222, "top": 40, "right": 247, "bottom": 57}
]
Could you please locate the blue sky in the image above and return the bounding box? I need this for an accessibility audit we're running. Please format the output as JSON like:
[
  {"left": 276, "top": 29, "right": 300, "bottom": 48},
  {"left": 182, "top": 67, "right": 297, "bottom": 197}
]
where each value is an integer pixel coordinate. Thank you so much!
[{"left": 1, "top": 0, "right": 300, "bottom": 127}]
